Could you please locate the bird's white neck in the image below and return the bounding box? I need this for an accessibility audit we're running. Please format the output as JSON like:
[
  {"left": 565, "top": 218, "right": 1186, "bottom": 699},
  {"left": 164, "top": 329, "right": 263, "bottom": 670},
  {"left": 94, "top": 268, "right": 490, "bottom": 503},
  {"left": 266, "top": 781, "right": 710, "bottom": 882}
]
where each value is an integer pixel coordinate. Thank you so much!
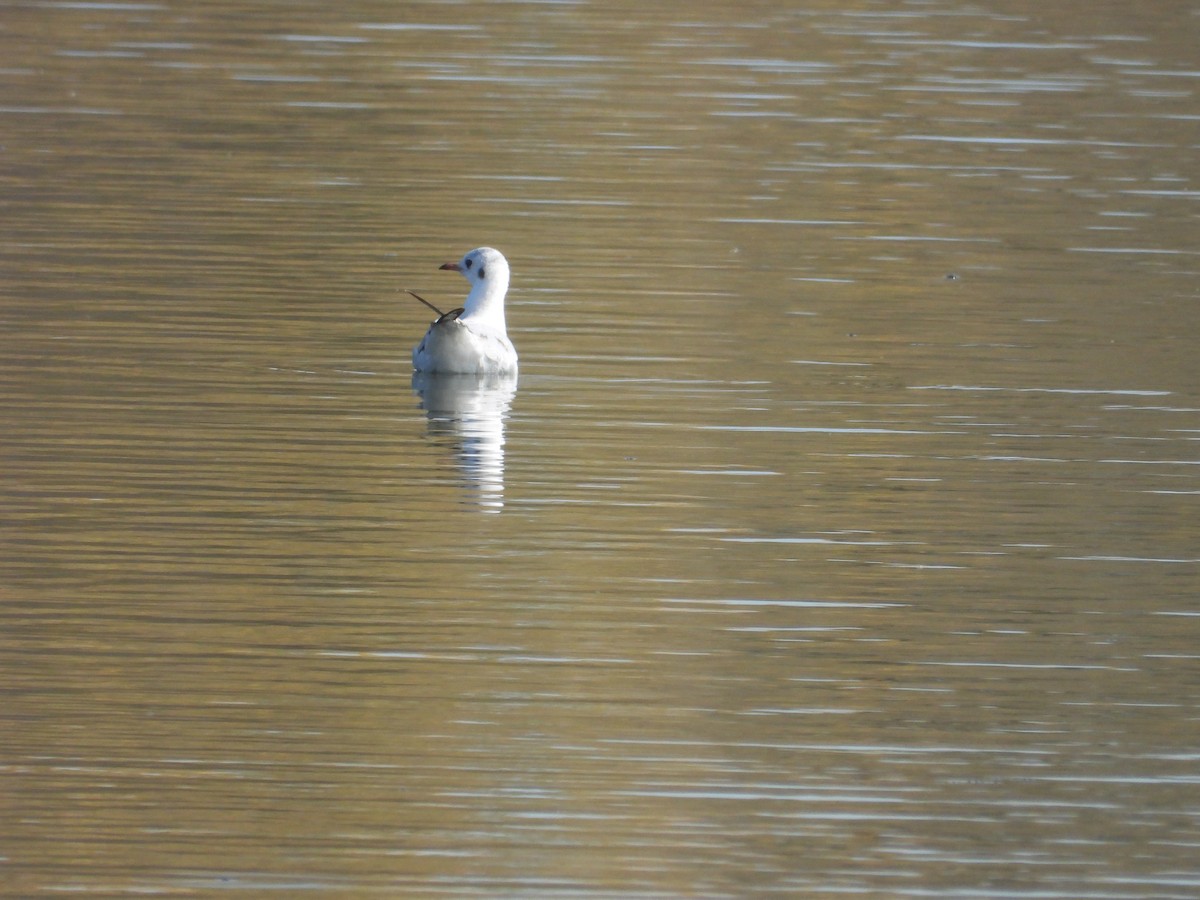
[{"left": 460, "top": 269, "right": 509, "bottom": 332}]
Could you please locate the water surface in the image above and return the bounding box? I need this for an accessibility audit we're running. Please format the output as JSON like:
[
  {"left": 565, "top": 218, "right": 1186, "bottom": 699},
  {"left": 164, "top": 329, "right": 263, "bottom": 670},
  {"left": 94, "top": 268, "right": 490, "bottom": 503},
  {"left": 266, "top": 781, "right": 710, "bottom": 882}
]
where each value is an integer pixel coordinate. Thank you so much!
[{"left": 2, "top": 1, "right": 1198, "bottom": 896}]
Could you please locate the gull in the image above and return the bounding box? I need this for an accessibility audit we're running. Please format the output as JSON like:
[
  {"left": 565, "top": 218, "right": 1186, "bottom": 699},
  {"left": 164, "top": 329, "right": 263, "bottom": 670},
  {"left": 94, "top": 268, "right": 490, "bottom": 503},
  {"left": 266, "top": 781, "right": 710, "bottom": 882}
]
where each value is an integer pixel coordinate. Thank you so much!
[{"left": 411, "top": 247, "right": 518, "bottom": 374}]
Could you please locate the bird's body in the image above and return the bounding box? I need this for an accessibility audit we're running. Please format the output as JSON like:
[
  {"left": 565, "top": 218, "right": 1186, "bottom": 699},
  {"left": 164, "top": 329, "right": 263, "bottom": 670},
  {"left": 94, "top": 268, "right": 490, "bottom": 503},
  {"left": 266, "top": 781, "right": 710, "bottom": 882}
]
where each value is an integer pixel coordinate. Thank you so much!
[{"left": 412, "top": 247, "right": 518, "bottom": 374}]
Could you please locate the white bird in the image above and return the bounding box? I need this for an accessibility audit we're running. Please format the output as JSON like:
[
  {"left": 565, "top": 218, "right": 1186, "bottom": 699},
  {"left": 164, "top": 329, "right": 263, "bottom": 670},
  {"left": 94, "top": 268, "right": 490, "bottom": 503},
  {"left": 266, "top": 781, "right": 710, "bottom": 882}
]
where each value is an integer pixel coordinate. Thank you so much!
[{"left": 412, "top": 247, "right": 518, "bottom": 374}]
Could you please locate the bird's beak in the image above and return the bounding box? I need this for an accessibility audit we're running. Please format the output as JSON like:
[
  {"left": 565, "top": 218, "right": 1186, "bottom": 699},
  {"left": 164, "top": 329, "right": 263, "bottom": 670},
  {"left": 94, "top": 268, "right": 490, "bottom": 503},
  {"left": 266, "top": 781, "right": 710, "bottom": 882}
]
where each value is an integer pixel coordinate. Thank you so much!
[{"left": 439, "top": 262, "right": 461, "bottom": 272}]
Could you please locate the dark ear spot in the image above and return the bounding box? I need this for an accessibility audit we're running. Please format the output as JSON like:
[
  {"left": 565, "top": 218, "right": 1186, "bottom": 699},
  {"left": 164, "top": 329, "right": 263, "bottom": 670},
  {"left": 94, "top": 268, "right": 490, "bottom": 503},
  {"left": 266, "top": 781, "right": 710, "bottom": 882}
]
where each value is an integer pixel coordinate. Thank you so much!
[{"left": 478, "top": 266, "right": 486, "bottom": 279}]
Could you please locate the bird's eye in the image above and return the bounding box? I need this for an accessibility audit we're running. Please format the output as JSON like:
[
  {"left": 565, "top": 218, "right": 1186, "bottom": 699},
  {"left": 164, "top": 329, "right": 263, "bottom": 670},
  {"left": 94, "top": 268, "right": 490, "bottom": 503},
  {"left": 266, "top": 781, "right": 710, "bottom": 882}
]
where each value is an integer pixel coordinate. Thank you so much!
[
  {"left": 464, "top": 258, "right": 473, "bottom": 270},
  {"left": 478, "top": 266, "right": 486, "bottom": 279}
]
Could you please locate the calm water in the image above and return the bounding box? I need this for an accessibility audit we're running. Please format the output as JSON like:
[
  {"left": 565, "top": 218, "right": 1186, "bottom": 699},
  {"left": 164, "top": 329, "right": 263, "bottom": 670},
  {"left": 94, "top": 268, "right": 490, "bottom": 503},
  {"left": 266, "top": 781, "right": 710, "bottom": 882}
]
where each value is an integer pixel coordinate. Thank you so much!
[{"left": 2, "top": 0, "right": 1199, "bottom": 896}]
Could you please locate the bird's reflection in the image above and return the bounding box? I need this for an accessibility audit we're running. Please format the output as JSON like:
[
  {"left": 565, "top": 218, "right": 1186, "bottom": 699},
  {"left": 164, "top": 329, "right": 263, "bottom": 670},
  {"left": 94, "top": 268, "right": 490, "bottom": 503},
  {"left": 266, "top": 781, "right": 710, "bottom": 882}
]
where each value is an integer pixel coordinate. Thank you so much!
[{"left": 412, "top": 371, "right": 517, "bottom": 511}]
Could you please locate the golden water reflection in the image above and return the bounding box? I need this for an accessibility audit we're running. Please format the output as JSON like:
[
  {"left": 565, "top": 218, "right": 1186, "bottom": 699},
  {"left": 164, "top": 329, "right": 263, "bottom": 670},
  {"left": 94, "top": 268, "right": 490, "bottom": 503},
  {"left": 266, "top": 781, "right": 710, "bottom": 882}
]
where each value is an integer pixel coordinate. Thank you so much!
[{"left": 2, "top": 0, "right": 1199, "bottom": 896}]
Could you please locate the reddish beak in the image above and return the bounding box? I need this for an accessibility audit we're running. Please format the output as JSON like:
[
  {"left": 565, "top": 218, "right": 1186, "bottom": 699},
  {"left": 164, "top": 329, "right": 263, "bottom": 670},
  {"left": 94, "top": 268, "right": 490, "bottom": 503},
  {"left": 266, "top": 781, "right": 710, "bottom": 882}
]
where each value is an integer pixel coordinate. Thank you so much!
[{"left": 439, "top": 262, "right": 461, "bottom": 271}]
